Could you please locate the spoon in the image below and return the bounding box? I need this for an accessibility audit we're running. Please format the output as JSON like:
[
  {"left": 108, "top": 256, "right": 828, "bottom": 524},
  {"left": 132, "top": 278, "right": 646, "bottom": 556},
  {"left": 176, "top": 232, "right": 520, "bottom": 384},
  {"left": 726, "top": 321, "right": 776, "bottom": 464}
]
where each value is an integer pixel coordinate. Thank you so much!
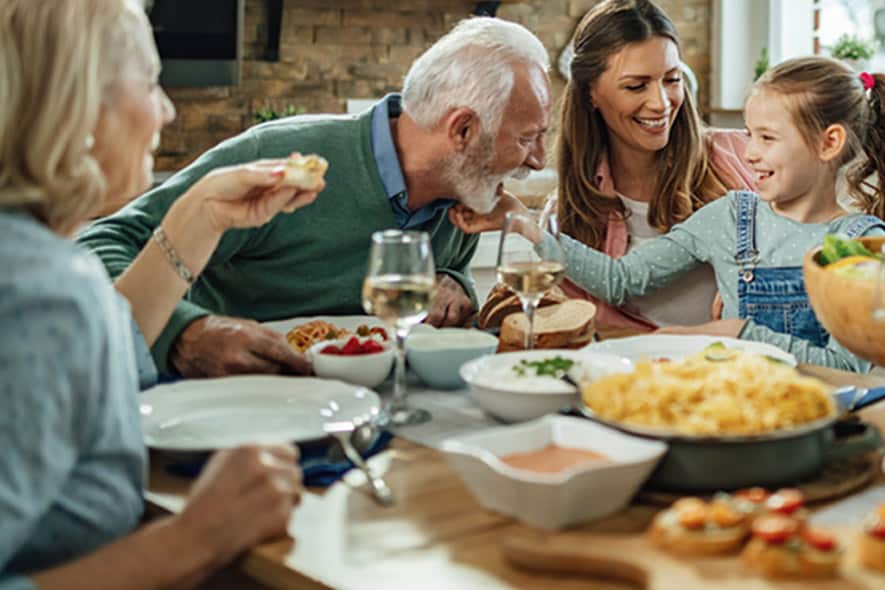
[{"left": 323, "top": 419, "right": 394, "bottom": 506}]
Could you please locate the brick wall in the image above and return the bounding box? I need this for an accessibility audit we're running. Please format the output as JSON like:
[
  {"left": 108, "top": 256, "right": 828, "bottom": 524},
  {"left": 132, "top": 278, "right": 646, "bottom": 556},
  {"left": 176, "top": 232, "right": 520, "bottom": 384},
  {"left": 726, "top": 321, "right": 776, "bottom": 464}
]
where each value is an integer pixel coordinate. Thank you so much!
[{"left": 156, "top": 0, "right": 713, "bottom": 172}]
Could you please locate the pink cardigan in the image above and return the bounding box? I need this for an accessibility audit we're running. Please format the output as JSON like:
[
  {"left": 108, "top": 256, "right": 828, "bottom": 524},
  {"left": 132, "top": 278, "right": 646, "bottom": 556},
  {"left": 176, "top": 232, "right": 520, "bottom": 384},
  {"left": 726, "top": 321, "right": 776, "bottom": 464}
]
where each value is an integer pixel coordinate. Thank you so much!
[{"left": 555, "top": 129, "right": 758, "bottom": 331}]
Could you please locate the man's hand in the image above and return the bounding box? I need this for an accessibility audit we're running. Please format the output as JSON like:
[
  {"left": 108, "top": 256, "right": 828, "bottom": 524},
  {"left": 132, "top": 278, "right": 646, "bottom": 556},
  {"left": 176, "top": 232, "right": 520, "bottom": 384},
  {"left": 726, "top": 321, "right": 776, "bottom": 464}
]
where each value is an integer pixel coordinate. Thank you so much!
[
  {"left": 655, "top": 318, "right": 747, "bottom": 338},
  {"left": 170, "top": 315, "right": 312, "bottom": 377},
  {"left": 426, "top": 274, "right": 474, "bottom": 327}
]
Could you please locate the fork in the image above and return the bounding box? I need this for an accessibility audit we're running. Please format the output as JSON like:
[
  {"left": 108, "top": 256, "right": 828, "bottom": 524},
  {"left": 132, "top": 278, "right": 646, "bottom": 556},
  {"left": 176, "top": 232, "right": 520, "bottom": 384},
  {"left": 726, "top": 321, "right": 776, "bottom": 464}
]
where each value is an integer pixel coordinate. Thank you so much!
[{"left": 323, "top": 419, "right": 394, "bottom": 507}]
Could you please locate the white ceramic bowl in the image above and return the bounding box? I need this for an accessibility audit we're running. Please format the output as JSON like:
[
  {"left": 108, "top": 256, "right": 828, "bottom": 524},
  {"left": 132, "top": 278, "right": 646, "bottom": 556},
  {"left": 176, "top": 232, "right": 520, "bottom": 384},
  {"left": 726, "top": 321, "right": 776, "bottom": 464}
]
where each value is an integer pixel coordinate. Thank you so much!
[
  {"left": 309, "top": 337, "right": 394, "bottom": 389},
  {"left": 459, "top": 350, "right": 633, "bottom": 422},
  {"left": 405, "top": 327, "right": 499, "bottom": 389},
  {"left": 441, "top": 415, "right": 668, "bottom": 530}
]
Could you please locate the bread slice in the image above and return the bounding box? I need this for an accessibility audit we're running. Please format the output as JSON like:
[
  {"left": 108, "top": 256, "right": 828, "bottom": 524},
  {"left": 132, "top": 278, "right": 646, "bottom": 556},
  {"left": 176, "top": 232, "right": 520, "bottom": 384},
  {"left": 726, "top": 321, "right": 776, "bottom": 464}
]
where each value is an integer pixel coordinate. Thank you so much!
[
  {"left": 498, "top": 300, "right": 596, "bottom": 351},
  {"left": 281, "top": 154, "right": 328, "bottom": 190},
  {"left": 477, "top": 284, "right": 567, "bottom": 330}
]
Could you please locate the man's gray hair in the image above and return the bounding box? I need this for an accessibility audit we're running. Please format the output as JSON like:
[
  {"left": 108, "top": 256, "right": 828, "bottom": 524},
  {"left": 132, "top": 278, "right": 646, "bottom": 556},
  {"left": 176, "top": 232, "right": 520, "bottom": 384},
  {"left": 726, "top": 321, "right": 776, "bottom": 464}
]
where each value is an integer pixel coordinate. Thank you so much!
[{"left": 401, "top": 17, "right": 549, "bottom": 135}]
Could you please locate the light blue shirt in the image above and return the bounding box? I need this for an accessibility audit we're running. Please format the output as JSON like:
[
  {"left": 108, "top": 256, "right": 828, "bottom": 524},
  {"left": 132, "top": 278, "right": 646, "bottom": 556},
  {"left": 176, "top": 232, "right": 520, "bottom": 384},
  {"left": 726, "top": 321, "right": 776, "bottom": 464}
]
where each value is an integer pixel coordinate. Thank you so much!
[
  {"left": 0, "top": 211, "right": 146, "bottom": 589},
  {"left": 370, "top": 93, "right": 455, "bottom": 229}
]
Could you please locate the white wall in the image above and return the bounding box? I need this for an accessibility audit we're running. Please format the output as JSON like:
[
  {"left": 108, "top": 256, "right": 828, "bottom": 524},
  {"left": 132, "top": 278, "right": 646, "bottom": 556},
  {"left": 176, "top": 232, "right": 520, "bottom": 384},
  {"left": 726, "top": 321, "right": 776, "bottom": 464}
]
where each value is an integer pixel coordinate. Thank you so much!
[{"left": 711, "top": 0, "right": 815, "bottom": 118}]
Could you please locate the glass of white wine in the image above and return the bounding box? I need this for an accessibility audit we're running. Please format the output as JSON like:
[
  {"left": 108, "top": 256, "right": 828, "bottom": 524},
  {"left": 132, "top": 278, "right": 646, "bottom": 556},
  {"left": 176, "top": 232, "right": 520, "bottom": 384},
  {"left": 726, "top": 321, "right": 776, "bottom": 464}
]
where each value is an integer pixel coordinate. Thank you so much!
[
  {"left": 496, "top": 210, "right": 565, "bottom": 350},
  {"left": 361, "top": 230, "right": 435, "bottom": 426}
]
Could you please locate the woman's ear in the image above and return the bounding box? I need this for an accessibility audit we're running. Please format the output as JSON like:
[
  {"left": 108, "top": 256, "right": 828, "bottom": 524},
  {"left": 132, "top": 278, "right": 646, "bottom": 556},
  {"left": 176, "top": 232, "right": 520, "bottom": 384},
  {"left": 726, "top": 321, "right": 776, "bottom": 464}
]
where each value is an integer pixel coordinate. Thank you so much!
[
  {"left": 818, "top": 123, "right": 847, "bottom": 163},
  {"left": 444, "top": 107, "right": 479, "bottom": 152}
]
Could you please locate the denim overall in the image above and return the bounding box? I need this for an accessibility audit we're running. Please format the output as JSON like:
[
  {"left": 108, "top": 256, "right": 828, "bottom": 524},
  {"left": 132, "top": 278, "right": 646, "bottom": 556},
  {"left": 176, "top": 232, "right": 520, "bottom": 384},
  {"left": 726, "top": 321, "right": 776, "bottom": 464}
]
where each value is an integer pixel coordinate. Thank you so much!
[{"left": 734, "top": 191, "right": 884, "bottom": 346}]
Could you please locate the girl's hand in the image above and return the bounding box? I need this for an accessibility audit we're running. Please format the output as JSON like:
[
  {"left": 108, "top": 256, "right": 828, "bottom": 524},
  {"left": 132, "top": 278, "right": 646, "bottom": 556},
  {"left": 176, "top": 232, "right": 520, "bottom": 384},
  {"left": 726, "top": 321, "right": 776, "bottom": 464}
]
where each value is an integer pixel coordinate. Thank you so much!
[
  {"left": 188, "top": 155, "right": 325, "bottom": 233},
  {"left": 655, "top": 319, "right": 747, "bottom": 338},
  {"left": 448, "top": 189, "right": 527, "bottom": 234},
  {"left": 175, "top": 444, "right": 303, "bottom": 567}
]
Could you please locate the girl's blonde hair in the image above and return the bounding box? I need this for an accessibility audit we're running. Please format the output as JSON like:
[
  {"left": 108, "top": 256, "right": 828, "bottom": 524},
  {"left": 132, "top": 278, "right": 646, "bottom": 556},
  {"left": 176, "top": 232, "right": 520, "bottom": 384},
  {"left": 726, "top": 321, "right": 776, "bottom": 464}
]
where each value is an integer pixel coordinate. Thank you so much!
[
  {"left": 557, "top": 0, "right": 732, "bottom": 250},
  {"left": 754, "top": 57, "right": 884, "bottom": 219},
  {"left": 0, "top": 0, "right": 146, "bottom": 232}
]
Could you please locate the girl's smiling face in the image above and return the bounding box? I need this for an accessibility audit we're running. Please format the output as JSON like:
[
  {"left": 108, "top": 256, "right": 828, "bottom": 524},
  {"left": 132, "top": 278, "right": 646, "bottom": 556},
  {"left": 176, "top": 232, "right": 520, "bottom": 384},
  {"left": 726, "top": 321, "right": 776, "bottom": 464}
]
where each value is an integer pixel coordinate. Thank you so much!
[{"left": 743, "top": 89, "right": 824, "bottom": 210}]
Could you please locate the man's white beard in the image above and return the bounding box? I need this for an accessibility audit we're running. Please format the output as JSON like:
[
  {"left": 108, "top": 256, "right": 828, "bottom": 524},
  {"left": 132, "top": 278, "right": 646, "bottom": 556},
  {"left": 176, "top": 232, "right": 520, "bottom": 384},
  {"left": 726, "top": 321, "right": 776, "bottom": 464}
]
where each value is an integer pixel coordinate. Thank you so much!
[{"left": 440, "top": 134, "right": 532, "bottom": 214}]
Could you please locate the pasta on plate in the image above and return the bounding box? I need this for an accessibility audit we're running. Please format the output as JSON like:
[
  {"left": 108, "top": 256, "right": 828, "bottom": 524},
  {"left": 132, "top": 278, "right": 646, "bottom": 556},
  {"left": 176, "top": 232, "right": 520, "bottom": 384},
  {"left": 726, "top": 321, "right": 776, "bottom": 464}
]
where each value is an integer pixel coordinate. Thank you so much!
[{"left": 581, "top": 348, "right": 835, "bottom": 436}]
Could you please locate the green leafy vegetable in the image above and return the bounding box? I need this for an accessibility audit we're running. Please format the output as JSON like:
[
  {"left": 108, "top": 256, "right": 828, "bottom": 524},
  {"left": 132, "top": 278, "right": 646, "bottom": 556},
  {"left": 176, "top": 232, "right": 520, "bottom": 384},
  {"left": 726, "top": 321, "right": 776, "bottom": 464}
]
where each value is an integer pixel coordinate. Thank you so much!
[{"left": 819, "top": 234, "right": 877, "bottom": 266}]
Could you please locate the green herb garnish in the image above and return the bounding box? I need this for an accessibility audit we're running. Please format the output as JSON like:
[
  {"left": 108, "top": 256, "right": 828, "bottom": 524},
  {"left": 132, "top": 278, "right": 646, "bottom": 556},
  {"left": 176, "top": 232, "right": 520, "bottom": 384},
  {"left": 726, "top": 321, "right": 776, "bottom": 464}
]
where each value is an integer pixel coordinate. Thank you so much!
[{"left": 512, "top": 356, "right": 575, "bottom": 378}]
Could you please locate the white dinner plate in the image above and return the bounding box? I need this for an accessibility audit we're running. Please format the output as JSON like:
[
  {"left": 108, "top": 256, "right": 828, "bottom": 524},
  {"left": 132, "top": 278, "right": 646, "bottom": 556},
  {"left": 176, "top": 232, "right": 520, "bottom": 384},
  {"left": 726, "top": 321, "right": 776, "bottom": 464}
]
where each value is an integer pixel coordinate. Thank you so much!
[
  {"left": 262, "top": 315, "right": 385, "bottom": 336},
  {"left": 583, "top": 334, "right": 797, "bottom": 367},
  {"left": 140, "top": 375, "right": 380, "bottom": 452}
]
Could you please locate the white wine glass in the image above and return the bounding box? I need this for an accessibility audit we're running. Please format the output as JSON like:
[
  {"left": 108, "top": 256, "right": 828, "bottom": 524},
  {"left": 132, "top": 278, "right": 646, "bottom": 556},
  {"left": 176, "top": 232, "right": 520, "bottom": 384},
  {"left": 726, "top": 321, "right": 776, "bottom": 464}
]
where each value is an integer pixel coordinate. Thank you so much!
[
  {"left": 361, "top": 230, "right": 435, "bottom": 426},
  {"left": 496, "top": 210, "right": 566, "bottom": 350}
]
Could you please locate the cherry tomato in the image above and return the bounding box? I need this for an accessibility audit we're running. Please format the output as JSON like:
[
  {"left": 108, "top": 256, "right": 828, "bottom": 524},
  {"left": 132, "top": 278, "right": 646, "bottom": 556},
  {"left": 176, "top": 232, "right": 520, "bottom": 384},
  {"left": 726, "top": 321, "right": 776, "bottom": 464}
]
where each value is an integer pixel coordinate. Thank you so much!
[
  {"left": 752, "top": 515, "right": 798, "bottom": 545},
  {"left": 802, "top": 527, "right": 837, "bottom": 552},
  {"left": 866, "top": 512, "right": 885, "bottom": 539},
  {"left": 766, "top": 488, "right": 804, "bottom": 515},
  {"left": 735, "top": 487, "right": 770, "bottom": 504}
]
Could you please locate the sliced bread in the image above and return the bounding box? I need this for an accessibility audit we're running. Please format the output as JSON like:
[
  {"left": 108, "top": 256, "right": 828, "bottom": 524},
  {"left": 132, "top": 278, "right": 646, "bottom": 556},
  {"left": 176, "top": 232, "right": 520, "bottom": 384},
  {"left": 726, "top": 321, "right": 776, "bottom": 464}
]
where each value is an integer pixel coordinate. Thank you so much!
[{"left": 498, "top": 299, "right": 597, "bottom": 351}]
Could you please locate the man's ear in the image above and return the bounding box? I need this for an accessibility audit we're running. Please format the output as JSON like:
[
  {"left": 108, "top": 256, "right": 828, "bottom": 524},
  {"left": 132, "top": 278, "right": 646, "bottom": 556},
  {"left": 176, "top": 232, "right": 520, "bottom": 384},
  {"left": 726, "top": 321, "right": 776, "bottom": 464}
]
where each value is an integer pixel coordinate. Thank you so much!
[
  {"left": 818, "top": 123, "right": 847, "bottom": 163},
  {"left": 444, "top": 107, "right": 480, "bottom": 152}
]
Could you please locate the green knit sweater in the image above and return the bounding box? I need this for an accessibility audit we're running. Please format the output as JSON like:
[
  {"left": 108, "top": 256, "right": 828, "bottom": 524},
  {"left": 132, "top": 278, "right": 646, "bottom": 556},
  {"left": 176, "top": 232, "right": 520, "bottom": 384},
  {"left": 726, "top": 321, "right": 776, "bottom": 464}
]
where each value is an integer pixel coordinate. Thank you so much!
[{"left": 78, "top": 109, "right": 479, "bottom": 372}]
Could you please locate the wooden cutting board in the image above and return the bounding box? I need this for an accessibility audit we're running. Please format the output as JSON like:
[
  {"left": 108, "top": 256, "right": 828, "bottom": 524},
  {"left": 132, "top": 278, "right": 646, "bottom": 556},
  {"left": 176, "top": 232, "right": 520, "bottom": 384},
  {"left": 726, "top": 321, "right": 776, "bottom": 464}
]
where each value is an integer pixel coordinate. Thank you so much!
[{"left": 503, "top": 527, "right": 884, "bottom": 589}]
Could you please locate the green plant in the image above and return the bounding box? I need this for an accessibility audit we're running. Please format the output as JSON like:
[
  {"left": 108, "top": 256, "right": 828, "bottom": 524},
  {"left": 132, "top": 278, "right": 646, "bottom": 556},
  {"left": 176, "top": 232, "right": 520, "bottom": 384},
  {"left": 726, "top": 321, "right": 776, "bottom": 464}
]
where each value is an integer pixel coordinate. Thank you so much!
[
  {"left": 830, "top": 34, "right": 876, "bottom": 61},
  {"left": 252, "top": 104, "right": 305, "bottom": 124},
  {"left": 753, "top": 47, "right": 769, "bottom": 81}
]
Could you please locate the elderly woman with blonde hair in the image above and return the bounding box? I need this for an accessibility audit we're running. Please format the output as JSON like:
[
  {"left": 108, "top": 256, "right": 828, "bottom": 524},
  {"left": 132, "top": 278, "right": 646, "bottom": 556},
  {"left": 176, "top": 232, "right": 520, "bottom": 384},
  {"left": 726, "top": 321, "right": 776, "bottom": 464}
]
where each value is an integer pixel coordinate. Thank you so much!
[{"left": 0, "top": 0, "right": 321, "bottom": 587}]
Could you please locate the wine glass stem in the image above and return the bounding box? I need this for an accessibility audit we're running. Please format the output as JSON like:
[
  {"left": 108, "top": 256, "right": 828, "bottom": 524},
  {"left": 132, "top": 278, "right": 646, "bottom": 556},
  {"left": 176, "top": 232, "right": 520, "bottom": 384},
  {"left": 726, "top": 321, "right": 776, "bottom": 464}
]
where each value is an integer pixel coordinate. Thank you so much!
[
  {"left": 522, "top": 299, "right": 538, "bottom": 351},
  {"left": 390, "top": 328, "right": 408, "bottom": 411}
]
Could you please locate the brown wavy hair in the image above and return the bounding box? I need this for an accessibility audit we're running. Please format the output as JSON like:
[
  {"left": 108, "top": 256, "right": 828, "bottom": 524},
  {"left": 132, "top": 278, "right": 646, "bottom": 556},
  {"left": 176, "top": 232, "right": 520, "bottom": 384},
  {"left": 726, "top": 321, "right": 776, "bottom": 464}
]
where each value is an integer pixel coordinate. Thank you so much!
[
  {"left": 557, "top": 0, "right": 731, "bottom": 250},
  {"left": 754, "top": 57, "right": 884, "bottom": 219}
]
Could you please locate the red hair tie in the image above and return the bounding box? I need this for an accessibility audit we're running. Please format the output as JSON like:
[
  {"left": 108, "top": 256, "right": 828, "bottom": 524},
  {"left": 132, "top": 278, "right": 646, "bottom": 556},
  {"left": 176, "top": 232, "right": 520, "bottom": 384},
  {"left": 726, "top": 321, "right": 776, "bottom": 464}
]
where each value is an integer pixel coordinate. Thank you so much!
[{"left": 860, "top": 71, "right": 875, "bottom": 91}]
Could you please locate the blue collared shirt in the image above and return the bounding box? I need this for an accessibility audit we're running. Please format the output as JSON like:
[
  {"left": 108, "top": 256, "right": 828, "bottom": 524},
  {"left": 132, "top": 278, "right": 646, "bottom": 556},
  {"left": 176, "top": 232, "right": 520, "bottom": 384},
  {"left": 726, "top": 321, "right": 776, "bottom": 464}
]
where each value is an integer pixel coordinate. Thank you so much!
[{"left": 370, "top": 94, "right": 456, "bottom": 229}]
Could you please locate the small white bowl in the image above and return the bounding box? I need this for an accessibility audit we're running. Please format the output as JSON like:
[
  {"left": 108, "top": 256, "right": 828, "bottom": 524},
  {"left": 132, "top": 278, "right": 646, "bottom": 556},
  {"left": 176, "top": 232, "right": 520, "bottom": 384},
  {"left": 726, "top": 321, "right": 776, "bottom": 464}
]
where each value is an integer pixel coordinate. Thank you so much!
[
  {"left": 405, "top": 327, "right": 498, "bottom": 389},
  {"left": 309, "top": 337, "right": 394, "bottom": 389},
  {"left": 442, "top": 415, "right": 667, "bottom": 530},
  {"left": 459, "top": 350, "right": 633, "bottom": 422}
]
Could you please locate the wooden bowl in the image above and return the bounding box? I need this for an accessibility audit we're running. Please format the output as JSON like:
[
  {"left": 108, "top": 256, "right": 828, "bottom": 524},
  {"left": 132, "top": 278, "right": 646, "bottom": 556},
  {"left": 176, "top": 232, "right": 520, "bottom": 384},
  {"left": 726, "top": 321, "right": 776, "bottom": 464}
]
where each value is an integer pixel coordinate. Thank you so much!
[{"left": 803, "top": 236, "right": 885, "bottom": 366}]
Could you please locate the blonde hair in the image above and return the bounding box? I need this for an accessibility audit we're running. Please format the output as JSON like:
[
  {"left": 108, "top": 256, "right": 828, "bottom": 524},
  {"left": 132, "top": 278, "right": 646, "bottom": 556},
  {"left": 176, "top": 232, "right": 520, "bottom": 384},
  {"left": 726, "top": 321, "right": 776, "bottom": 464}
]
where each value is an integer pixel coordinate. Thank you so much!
[
  {"left": 0, "top": 0, "right": 148, "bottom": 232},
  {"left": 754, "top": 57, "right": 884, "bottom": 219},
  {"left": 557, "top": 0, "right": 732, "bottom": 250}
]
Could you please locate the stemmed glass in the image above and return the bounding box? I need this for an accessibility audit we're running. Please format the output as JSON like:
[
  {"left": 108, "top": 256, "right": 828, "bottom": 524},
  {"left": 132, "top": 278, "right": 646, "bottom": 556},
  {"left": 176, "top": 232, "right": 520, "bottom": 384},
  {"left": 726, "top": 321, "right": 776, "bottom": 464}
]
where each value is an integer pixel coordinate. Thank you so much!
[
  {"left": 496, "top": 210, "right": 566, "bottom": 350},
  {"left": 362, "top": 230, "right": 435, "bottom": 426}
]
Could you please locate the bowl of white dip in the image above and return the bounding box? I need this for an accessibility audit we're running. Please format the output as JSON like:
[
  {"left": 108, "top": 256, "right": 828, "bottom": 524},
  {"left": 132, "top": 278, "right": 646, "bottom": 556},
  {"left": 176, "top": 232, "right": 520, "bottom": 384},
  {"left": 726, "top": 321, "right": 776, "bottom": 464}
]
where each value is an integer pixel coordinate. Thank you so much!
[{"left": 459, "top": 350, "right": 633, "bottom": 422}]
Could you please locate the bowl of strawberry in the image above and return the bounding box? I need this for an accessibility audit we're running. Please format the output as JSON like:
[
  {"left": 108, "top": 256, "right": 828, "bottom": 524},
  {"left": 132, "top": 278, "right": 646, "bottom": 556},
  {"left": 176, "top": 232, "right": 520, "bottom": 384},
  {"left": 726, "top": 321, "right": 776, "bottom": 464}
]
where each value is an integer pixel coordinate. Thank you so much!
[{"left": 310, "top": 335, "right": 394, "bottom": 389}]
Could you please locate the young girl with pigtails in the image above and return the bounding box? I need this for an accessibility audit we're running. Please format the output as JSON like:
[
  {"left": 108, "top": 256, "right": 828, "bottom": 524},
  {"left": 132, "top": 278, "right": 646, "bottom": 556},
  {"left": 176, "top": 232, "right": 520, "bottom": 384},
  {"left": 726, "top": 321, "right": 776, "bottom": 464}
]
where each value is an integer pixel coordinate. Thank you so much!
[{"left": 451, "top": 56, "right": 885, "bottom": 371}]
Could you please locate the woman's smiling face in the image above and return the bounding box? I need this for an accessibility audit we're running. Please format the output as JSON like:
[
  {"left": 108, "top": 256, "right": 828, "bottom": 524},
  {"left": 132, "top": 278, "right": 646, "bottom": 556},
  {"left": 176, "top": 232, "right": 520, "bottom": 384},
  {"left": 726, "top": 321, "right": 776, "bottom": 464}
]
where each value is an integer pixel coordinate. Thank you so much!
[{"left": 590, "top": 36, "right": 685, "bottom": 155}]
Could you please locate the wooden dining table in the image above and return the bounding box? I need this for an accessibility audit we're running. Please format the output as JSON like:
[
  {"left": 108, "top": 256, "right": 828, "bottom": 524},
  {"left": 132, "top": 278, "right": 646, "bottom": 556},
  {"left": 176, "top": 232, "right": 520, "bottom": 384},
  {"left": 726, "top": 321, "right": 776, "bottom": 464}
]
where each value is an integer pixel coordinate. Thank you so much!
[{"left": 145, "top": 363, "right": 885, "bottom": 590}]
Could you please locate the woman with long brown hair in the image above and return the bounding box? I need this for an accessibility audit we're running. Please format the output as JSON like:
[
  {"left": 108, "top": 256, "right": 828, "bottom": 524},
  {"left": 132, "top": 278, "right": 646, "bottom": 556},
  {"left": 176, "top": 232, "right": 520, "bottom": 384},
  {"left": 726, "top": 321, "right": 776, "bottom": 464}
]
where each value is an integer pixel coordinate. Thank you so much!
[{"left": 552, "top": 0, "right": 755, "bottom": 331}]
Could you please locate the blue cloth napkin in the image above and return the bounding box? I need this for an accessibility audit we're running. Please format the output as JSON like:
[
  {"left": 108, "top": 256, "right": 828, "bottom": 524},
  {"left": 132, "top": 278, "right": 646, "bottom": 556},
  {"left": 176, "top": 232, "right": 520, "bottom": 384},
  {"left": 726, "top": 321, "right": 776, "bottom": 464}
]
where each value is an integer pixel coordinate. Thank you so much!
[{"left": 163, "top": 430, "right": 394, "bottom": 487}]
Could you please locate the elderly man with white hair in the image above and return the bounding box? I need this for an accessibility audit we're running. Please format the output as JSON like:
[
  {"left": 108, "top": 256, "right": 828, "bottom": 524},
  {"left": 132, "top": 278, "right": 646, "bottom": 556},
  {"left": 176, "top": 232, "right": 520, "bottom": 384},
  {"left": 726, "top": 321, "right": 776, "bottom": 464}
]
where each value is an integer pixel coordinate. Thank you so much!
[{"left": 79, "top": 16, "right": 553, "bottom": 378}]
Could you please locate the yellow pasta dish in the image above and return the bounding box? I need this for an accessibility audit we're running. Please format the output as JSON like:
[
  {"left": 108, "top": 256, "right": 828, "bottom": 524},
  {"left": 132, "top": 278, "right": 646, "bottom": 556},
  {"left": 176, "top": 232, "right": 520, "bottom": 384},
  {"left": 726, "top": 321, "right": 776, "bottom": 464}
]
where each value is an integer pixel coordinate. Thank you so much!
[{"left": 581, "top": 346, "right": 835, "bottom": 436}]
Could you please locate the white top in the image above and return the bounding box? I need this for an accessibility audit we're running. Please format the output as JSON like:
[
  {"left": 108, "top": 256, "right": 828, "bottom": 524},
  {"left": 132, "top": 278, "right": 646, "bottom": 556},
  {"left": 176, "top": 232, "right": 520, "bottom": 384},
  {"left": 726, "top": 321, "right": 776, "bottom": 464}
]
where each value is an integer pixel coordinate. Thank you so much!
[{"left": 619, "top": 194, "right": 717, "bottom": 327}]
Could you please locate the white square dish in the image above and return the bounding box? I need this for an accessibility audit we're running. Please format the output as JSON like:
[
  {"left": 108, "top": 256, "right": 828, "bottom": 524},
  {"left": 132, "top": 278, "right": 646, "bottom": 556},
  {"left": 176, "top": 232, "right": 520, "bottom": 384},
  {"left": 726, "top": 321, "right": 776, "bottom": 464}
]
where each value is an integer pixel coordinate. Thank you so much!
[{"left": 441, "top": 415, "right": 667, "bottom": 530}]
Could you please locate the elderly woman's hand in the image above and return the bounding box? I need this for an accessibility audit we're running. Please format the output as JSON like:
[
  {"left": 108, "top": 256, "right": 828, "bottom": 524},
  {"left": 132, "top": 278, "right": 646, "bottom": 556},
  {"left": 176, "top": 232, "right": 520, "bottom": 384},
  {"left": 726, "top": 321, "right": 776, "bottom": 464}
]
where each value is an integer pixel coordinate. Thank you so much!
[
  {"left": 448, "top": 189, "right": 526, "bottom": 234},
  {"left": 174, "top": 443, "right": 303, "bottom": 567},
  {"left": 188, "top": 155, "right": 325, "bottom": 234}
]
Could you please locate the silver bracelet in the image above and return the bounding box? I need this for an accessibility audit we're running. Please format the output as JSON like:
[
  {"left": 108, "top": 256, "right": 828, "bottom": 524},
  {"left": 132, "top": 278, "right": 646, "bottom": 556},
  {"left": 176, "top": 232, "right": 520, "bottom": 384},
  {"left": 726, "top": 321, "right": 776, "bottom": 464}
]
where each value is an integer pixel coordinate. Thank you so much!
[{"left": 152, "top": 226, "right": 196, "bottom": 285}]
